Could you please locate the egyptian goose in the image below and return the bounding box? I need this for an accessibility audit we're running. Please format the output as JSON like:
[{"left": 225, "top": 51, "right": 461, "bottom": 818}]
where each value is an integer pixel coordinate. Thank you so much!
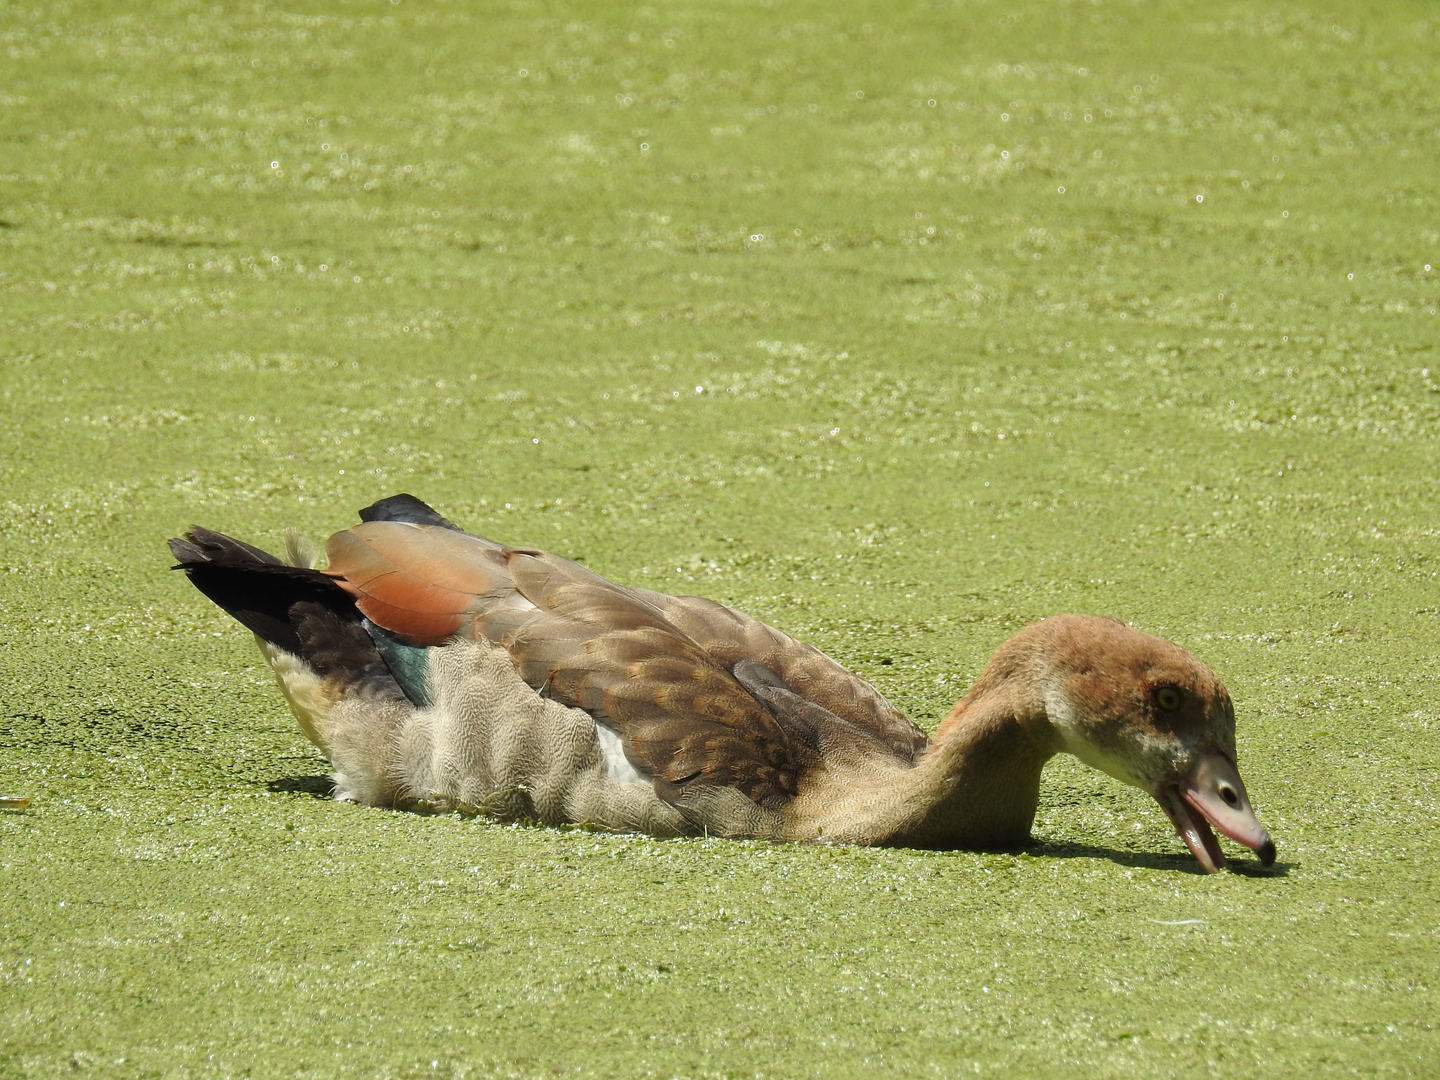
[{"left": 169, "top": 494, "right": 1275, "bottom": 872}]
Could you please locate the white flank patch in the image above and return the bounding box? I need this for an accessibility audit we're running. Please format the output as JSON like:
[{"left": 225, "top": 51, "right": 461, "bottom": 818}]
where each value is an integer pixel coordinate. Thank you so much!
[{"left": 593, "top": 719, "right": 647, "bottom": 784}]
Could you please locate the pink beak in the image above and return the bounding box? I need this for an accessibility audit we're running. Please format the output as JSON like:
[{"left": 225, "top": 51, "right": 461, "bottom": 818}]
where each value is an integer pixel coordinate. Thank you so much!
[{"left": 1155, "top": 749, "right": 1275, "bottom": 873}]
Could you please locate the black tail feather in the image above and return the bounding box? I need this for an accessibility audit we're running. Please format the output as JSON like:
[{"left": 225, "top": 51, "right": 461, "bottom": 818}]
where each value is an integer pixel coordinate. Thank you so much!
[
  {"left": 168, "top": 527, "right": 286, "bottom": 569},
  {"left": 170, "top": 526, "right": 415, "bottom": 705},
  {"left": 168, "top": 527, "right": 358, "bottom": 656}
]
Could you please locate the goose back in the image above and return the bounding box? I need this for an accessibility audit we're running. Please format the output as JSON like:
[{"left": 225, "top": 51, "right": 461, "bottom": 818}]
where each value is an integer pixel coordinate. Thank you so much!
[{"left": 323, "top": 512, "right": 926, "bottom": 813}]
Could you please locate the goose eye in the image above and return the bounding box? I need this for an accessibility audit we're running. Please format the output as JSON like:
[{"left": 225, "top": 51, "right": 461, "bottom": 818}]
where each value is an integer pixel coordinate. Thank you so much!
[{"left": 1155, "top": 686, "right": 1183, "bottom": 711}]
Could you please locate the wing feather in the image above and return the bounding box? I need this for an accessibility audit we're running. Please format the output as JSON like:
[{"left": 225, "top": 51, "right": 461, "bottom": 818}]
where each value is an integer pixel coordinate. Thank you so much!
[
  {"left": 320, "top": 509, "right": 921, "bottom": 810},
  {"left": 325, "top": 522, "right": 516, "bottom": 646},
  {"left": 643, "top": 593, "right": 928, "bottom": 760}
]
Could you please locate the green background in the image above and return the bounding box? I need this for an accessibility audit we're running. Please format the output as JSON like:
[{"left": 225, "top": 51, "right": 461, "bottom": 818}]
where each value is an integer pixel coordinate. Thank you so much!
[{"left": 2, "top": 0, "right": 1437, "bottom": 1076}]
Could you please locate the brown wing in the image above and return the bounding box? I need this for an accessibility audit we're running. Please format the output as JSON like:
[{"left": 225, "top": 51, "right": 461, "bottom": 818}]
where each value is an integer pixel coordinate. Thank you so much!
[
  {"left": 324, "top": 521, "right": 822, "bottom": 806},
  {"left": 632, "top": 591, "right": 929, "bottom": 762}
]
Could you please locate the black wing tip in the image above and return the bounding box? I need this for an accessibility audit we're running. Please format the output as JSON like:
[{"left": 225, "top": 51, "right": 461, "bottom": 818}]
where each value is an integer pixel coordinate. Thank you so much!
[
  {"left": 168, "top": 526, "right": 222, "bottom": 567},
  {"left": 358, "top": 494, "right": 465, "bottom": 532},
  {"left": 165, "top": 526, "right": 356, "bottom": 656},
  {"left": 167, "top": 535, "right": 202, "bottom": 566},
  {"left": 167, "top": 526, "right": 286, "bottom": 569}
]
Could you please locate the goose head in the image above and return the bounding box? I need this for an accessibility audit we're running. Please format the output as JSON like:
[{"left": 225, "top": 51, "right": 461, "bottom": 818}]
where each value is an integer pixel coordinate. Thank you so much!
[{"left": 1014, "top": 615, "right": 1275, "bottom": 872}]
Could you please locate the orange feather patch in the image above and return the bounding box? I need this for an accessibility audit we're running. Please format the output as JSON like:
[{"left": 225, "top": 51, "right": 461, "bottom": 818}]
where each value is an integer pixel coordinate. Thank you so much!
[{"left": 325, "top": 522, "right": 511, "bottom": 646}]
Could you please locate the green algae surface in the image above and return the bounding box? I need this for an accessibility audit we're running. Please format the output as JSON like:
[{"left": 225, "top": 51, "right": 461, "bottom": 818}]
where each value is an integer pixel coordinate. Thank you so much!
[{"left": 2, "top": 1, "right": 1438, "bottom": 1076}]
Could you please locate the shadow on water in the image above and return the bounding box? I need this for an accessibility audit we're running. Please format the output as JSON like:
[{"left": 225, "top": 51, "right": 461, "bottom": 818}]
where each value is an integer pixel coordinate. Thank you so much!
[
  {"left": 257, "top": 779, "right": 1291, "bottom": 878},
  {"left": 268, "top": 775, "right": 334, "bottom": 799},
  {"left": 1030, "top": 839, "right": 1291, "bottom": 877}
]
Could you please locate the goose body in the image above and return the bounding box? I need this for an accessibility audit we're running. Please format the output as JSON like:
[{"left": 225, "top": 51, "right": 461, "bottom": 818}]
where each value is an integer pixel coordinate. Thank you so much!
[{"left": 169, "top": 494, "right": 1275, "bottom": 871}]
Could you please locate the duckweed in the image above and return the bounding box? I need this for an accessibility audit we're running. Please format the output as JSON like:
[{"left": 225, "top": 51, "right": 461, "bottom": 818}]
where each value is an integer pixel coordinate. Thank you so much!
[{"left": 1, "top": 1, "right": 1437, "bottom": 1076}]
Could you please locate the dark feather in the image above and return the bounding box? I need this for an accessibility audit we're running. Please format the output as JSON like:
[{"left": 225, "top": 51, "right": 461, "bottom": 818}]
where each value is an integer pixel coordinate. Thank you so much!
[
  {"left": 362, "top": 619, "right": 433, "bottom": 705},
  {"left": 168, "top": 528, "right": 355, "bottom": 655},
  {"left": 647, "top": 594, "right": 928, "bottom": 761},
  {"left": 169, "top": 527, "right": 412, "bottom": 705},
  {"left": 732, "top": 660, "right": 903, "bottom": 762},
  {"left": 294, "top": 606, "right": 409, "bottom": 703},
  {"left": 358, "top": 493, "right": 467, "bottom": 532}
]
